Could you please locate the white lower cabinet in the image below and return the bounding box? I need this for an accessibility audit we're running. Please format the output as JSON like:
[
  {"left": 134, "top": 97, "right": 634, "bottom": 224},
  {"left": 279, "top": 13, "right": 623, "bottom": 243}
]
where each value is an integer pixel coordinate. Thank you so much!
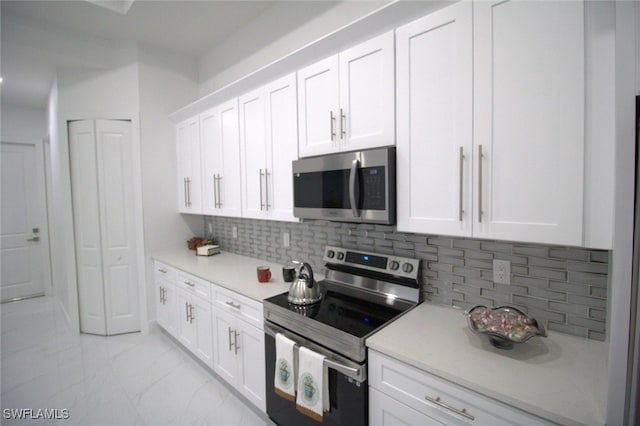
[
  {"left": 212, "top": 288, "right": 266, "bottom": 412},
  {"left": 155, "top": 262, "right": 177, "bottom": 337},
  {"left": 369, "top": 350, "right": 553, "bottom": 426}
]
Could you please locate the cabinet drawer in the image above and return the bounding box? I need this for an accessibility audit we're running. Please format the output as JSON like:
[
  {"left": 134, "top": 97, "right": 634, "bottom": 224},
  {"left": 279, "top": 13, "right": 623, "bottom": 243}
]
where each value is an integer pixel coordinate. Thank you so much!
[
  {"left": 213, "top": 286, "right": 263, "bottom": 329},
  {"left": 176, "top": 271, "right": 211, "bottom": 301},
  {"left": 154, "top": 261, "right": 175, "bottom": 282},
  {"left": 369, "top": 350, "right": 552, "bottom": 426}
]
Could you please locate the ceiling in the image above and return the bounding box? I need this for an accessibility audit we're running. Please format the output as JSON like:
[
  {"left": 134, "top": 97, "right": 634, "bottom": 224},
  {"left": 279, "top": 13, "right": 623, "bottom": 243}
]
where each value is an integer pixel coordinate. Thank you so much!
[{"left": 0, "top": 0, "right": 298, "bottom": 109}]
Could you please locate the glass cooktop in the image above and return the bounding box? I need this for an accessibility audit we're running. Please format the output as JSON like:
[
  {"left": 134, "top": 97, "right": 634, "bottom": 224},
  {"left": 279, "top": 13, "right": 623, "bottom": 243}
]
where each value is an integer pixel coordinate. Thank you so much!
[{"left": 264, "top": 289, "right": 404, "bottom": 338}]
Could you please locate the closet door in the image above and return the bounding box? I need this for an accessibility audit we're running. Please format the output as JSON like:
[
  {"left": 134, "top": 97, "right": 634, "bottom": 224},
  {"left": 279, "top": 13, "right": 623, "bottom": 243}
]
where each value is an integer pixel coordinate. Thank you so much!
[
  {"left": 70, "top": 120, "right": 106, "bottom": 335},
  {"left": 95, "top": 119, "right": 140, "bottom": 335},
  {"left": 69, "top": 119, "right": 139, "bottom": 335}
]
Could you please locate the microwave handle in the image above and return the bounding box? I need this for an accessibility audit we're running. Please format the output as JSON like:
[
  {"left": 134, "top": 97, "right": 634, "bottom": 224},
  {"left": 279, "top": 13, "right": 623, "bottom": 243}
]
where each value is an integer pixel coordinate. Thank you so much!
[{"left": 349, "top": 159, "right": 360, "bottom": 218}]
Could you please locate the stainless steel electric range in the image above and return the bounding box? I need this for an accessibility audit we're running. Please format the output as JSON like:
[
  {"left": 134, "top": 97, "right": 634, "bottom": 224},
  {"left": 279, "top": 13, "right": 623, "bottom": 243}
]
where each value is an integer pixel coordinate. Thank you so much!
[{"left": 263, "top": 245, "right": 422, "bottom": 426}]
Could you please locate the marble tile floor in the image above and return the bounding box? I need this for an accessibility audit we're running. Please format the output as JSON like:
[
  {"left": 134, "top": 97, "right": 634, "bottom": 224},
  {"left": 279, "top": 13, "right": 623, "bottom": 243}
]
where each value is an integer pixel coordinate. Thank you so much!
[{"left": 1, "top": 296, "right": 271, "bottom": 425}]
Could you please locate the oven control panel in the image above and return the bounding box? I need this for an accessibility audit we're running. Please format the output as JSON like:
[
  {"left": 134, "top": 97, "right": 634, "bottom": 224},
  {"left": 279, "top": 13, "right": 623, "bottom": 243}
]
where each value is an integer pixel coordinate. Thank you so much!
[{"left": 323, "top": 246, "right": 420, "bottom": 280}]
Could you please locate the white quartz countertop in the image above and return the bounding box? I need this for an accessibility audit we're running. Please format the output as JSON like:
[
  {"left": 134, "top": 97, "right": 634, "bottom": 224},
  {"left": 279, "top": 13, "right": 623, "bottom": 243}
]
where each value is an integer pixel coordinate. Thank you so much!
[
  {"left": 152, "top": 246, "right": 292, "bottom": 301},
  {"left": 366, "top": 303, "right": 608, "bottom": 426}
]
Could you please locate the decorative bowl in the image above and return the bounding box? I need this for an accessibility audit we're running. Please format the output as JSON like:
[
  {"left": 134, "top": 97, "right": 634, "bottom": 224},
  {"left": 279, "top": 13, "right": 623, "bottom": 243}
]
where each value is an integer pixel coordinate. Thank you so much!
[{"left": 465, "top": 305, "right": 547, "bottom": 349}]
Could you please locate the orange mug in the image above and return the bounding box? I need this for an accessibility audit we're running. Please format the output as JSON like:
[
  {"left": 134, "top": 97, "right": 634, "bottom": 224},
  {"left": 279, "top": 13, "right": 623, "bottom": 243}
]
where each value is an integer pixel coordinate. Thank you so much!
[{"left": 257, "top": 266, "right": 271, "bottom": 283}]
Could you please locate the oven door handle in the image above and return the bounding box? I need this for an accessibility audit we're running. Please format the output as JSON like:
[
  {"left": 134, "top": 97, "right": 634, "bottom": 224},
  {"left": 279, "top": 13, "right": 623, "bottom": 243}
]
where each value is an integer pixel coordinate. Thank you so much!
[
  {"left": 349, "top": 158, "right": 360, "bottom": 218},
  {"left": 264, "top": 321, "right": 365, "bottom": 383}
]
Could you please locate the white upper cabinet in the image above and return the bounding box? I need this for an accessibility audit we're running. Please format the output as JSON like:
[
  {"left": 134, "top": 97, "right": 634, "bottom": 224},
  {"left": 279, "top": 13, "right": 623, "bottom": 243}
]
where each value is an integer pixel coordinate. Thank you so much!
[
  {"left": 201, "top": 99, "right": 242, "bottom": 217},
  {"left": 176, "top": 117, "right": 202, "bottom": 214},
  {"left": 473, "top": 0, "right": 585, "bottom": 245},
  {"left": 240, "top": 73, "right": 298, "bottom": 221},
  {"left": 396, "top": 1, "right": 473, "bottom": 237},
  {"left": 397, "top": 0, "right": 587, "bottom": 247},
  {"left": 297, "top": 31, "right": 395, "bottom": 157}
]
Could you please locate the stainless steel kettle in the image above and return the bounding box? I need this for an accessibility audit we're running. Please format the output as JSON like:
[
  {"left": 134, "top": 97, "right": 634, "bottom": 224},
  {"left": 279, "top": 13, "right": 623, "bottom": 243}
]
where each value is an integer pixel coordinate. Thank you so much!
[{"left": 287, "top": 262, "right": 322, "bottom": 305}]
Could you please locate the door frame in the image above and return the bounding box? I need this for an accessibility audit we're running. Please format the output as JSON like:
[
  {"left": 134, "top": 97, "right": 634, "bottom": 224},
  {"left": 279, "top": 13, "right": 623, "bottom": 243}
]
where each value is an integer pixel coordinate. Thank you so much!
[
  {"left": 1, "top": 137, "right": 53, "bottom": 299},
  {"left": 58, "top": 114, "right": 148, "bottom": 334}
]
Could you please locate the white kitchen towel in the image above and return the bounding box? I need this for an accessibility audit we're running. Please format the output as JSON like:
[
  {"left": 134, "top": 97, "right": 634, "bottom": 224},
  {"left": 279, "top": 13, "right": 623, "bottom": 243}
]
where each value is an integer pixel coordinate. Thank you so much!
[
  {"left": 274, "top": 333, "right": 296, "bottom": 401},
  {"left": 296, "top": 346, "right": 329, "bottom": 422}
]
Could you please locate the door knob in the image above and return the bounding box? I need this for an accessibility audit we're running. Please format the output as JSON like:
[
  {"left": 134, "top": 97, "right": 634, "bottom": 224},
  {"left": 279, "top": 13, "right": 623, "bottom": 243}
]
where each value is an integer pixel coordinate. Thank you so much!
[{"left": 27, "top": 237, "right": 40, "bottom": 242}]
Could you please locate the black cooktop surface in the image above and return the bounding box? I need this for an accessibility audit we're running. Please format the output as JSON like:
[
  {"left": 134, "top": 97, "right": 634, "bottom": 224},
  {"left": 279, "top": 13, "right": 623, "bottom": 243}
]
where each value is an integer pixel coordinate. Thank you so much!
[{"left": 264, "top": 289, "right": 404, "bottom": 338}]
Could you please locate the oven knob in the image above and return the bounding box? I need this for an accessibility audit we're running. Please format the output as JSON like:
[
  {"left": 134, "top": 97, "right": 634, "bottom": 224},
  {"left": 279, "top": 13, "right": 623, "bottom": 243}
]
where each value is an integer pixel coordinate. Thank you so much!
[
  {"left": 402, "top": 263, "right": 414, "bottom": 273},
  {"left": 327, "top": 250, "right": 335, "bottom": 259},
  {"left": 389, "top": 261, "right": 400, "bottom": 271},
  {"left": 337, "top": 252, "right": 345, "bottom": 260}
]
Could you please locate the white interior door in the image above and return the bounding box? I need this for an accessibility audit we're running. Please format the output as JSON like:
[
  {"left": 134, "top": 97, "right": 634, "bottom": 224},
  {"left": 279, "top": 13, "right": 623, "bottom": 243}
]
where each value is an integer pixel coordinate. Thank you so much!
[
  {"left": 95, "top": 119, "right": 139, "bottom": 335},
  {"left": 69, "top": 119, "right": 139, "bottom": 335},
  {"left": 1, "top": 140, "right": 50, "bottom": 302}
]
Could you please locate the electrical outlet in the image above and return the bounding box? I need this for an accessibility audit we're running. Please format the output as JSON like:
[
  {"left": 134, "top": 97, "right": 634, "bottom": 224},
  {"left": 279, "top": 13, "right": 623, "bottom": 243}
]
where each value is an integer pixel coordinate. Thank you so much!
[
  {"left": 493, "top": 259, "right": 511, "bottom": 284},
  {"left": 232, "top": 225, "right": 238, "bottom": 240},
  {"left": 283, "top": 232, "right": 290, "bottom": 248}
]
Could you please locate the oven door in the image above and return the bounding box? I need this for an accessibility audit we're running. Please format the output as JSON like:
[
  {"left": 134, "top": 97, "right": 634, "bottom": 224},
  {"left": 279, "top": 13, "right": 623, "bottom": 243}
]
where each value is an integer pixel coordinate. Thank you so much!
[
  {"left": 292, "top": 147, "right": 395, "bottom": 224},
  {"left": 264, "top": 322, "right": 367, "bottom": 426}
]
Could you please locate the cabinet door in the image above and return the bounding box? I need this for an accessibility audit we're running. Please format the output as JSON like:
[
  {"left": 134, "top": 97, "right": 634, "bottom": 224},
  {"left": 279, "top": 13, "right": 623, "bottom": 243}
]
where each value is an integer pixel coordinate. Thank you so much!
[
  {"left": 218, "top": 98, "right": 242, "bottom": 217},
  {"left": 339, "top": 31, "right": 395, "bottom": 152},
  {"left": 176, "top": 117, "right": 201, "bottom": 213},
  {"left": 191, "top": 297, "right": 213, "bottom": 368},
  {"left": 473, "top": 0, "right": 584, "bottom": 245},
  {"left": 297, "top": 55, "right": 340, "bottom": 157},
  {"left": 212, "top": 308, "right": 238, "bottom": 385},
  {"left": 201, "top": 107, "right": 222, "bottom": 215},
  {"left": 239, "top": 88, "right": 268, "bottom": 219},
  {"left": 236, "top": 321, "right": 266, "bottom": 412},
  {"left": 370, "top": 388, "right": 444, "bottom": 426},
  {"left": 396, "top": 2, "right": 472, "bottom": 236},
  {"left": 157, "top": 281, "right": 177, "bottom": 337},
  {"left": 264, "top": 73, "right": 299, "bottom": 222},
  {"left": 176, "top": 290, "right": 196, "bottom": 350}
]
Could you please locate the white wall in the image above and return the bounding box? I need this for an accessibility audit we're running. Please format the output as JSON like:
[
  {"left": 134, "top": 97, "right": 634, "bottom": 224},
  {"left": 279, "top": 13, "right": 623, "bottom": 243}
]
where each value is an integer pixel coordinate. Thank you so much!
[
  {"left": 1, "top": 104, "right": 46, "bottom": 140},
  {"left": 137, "top": 45, "right": 200, "bottom": 321},
  {"left": 198, "top": 1, "right": 388, "bottom": 95}
]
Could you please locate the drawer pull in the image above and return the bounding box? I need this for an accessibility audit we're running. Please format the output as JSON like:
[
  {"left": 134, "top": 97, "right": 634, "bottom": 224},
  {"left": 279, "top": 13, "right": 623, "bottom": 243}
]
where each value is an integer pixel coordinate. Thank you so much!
[
  {"left": 424, "top": 395, "right": 474, "bottom": 421},
  {"left": 184, "top": 281, "right": 195, "bottom": 287},
  {"left": 226, "top": 301, "right": 241, "bottom": 309},
  {"left": 158, "top": 268, "right": 168, "bottom": 274}
]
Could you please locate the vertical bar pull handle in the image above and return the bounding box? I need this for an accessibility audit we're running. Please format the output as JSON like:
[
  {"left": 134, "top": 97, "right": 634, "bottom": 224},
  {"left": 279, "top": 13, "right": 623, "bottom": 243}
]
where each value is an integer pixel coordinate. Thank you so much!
[
  {"left": 228, "top": 327, "right": 234, "bottom": 351},
  {"left": 330, "top": 111, "right": 336, "bottom": 141},
  {"left": 459, "top": 146, "right": 464, "bottom": 222},
  {"left": 340, "top": 108, "right": 346, "bottom": 139},
  {"left": 189, "top": 304, "right": 194, "bottom": 323},
  {"left": 234, "top": 330, "right": 240, "bottom": 355},
  {"left": 349, "top": 159, "right": 360, "bottom": 218},
  {"left": 217, "top": 174, "right": 222, "bottom": 208},
  {"left": 184, "top": 178, "right": 188, "bottom": 208},
  {"left": 160, "top": 287, "right": 163, "bottom": 304},
  {"left": 213, "top": 175, "right": 218, "bottom": 208},
  {"left": 265, "top": 169, "right": 271, "bottom": 210},
  {"left": 185, "top": 302, "right": 190, "bottom": 322},
  {"left": 259, "top": 169, "right": 265, "bottom": 210},
  {"left": 478, "top": 145, "right": 483, "bottom": 223}
]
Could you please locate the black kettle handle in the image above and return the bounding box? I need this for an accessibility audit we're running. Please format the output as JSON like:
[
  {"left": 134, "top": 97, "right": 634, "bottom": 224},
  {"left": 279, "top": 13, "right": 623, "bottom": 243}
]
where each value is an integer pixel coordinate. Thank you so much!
[{"left": 302, "top": 262, "right": 314, "bottom": 288}]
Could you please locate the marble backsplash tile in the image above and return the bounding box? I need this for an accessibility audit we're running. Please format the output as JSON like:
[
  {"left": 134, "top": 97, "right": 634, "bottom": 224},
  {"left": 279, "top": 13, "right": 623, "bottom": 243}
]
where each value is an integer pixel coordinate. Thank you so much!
[{"left": 204, "top": 216, "right": 610, "bottom": 341}]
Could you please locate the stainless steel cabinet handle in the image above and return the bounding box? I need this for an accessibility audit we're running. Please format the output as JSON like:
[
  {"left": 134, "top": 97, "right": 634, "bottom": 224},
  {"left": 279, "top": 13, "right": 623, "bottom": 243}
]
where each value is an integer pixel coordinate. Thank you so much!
[
  {"left": 265, "top": 169, "right": 271, "bottom": 210},
  {"left": 234, "top": 330, "right": 240, "bottom": 355},
  {"left": 184, "top": 178, "right": 188, "bottom": 208},
  {"left": 349, "top": 159, "right": 360, "bottom": 218},
  {"left": 27, "top": 237, "right": 40, "bottom": 242},
  {"left": 226, "top": 301, "right": 241, "bottom": 309},
  {"left": 424, "top": 395, "right": 474, "bottom": 421},
  {"left": 259, "top": 169, "right": 265, "bottom": 210},
  {"left": 184, "top": 280, "right": 195, "bottom": 287},
  {"left": 478, "top": 145, "right": 483, "bottom": 223},
  {"left": 186, "top": 178, "right": 192, "bottom": 207},
  {"left": 185, "top": 302, "right": 190, "bottom": 322},
  {"left": 330, "top": 111, "right": 336, "bottom": 141},
  {"left": 160, "top": 287, "right": 164, "bottom": 304},
  {"left": 158, "top": 268, "right": 167, "bottom": 274},
  {"left": 340, "top": 108, "right": 346, "bottom": 139},
  {"left": 216, "top": 174, "right": 223, "bottom": 208},
  {"left": 213, "top": 175, "right": 218, "bottom": 208},
  {"left": 189, "top": 304, "right": 194, "bottom": 323},
  {"left": 228, "top": 327, "right": 234, "bottom": 352},
  {"left": 459, "top": 146, "right": 465, "bottom": 222}
]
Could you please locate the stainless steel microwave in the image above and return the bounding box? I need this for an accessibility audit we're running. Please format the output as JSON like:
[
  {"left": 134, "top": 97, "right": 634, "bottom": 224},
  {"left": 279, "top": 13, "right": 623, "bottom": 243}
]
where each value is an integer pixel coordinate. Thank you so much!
[{"left": 292, "top": 147, "right": 396, "bottom": 224}]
